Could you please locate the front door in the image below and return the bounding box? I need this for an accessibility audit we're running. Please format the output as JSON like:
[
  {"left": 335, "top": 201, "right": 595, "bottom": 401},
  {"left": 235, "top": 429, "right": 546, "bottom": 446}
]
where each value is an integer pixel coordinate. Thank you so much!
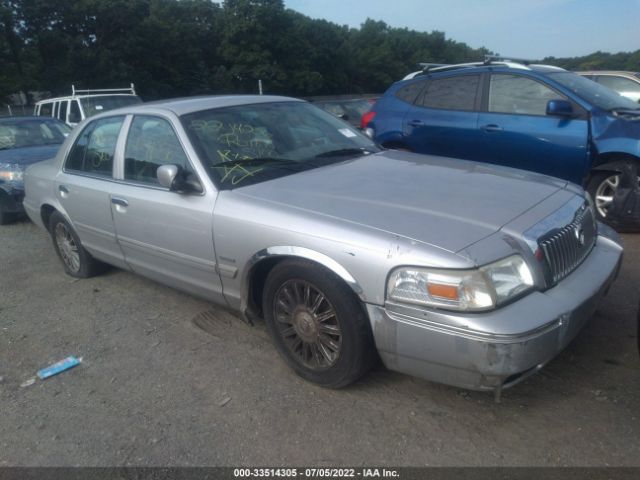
[
  {"left": 476, "top": 73, "right": 589, "bottom": 184},
  {"left": 108, "top": 114, "right": 224, "bottom": 303}
]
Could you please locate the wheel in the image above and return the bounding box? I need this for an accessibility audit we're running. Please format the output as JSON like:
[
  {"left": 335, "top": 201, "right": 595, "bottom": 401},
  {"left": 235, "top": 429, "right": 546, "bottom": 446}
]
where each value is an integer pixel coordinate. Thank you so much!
[
  {"left": 262, "top": 259, "right": 376, "bottom": 388},
  {"left": 587, "top": 167, "right": 640, "bottom": 224},
  {"left": 48, "top": 211, "right": 104, "bottom": 278}
]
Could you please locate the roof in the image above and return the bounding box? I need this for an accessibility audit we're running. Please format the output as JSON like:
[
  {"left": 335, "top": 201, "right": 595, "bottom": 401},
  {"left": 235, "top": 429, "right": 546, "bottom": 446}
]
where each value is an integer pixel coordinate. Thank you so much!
[
  {"left": 403, "top": 61, "right": 566, "bottom": 81},
  {"left": 121, "top": 95, "right": 304, "bottom": 116}
]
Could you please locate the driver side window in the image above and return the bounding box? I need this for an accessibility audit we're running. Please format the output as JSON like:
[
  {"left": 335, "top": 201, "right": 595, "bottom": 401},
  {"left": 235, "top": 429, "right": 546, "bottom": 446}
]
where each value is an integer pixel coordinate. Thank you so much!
[
  {"left": 124, "top": 115, "right": 190, "bottom": 185},
  {"left": 489, "top": 74, "right": 565, "bottom": 116}
]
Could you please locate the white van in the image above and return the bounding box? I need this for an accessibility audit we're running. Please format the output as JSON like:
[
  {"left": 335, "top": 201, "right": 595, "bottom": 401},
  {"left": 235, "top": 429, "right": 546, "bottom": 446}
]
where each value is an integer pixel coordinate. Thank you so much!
[{"left": 34, "top": 84, "right": 142, "bottom": 127}]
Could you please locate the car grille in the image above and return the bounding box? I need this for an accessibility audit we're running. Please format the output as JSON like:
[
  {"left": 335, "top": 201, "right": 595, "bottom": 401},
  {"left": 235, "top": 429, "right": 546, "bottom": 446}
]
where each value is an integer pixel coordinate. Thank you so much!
[{"left": 538, "top": 202, "right": 597, "bottom": 286}]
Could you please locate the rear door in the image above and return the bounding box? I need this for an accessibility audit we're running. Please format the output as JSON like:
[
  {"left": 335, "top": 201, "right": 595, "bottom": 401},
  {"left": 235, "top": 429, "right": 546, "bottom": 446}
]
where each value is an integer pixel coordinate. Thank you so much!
[
  {"left": 402, "top": 74, "right": 482, "bottom": 159},
  {"left": 476, "top": 73, "right": 589, "bottom": 184},
  {"left": 55, "top": 115, "right": 128, "bottom": 268},
  {"left": 108, "top": 114, "right": 224, "bottom": 303}
]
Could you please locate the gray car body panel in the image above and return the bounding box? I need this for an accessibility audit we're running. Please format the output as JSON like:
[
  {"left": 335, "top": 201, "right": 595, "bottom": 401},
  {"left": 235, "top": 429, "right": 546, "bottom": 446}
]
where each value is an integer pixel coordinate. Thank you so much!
[{"left": 23, "top": 96, "right": 623, "bottom": 394}]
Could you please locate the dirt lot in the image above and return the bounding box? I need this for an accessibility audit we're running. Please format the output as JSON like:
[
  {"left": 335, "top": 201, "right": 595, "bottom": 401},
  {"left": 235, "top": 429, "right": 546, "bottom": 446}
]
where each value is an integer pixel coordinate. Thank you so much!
[{"left": 0, "top": 219, "right": 639, "bottom": 466}]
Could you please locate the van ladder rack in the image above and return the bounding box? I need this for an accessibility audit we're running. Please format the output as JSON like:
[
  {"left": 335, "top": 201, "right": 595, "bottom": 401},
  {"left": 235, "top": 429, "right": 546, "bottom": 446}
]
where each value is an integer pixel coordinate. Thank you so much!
[{"left": 71, "top": 83, "right": 136, "bottom": 96}]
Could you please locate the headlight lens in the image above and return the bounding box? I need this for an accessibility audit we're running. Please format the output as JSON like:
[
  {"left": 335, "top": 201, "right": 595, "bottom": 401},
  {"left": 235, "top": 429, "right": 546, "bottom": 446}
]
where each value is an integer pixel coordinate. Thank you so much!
[
  {"left": 387, "top": 255, "right": 534, "bottom": 312},
  {"left": 0, "top": 163, "right": 24, "bottom": 182}
]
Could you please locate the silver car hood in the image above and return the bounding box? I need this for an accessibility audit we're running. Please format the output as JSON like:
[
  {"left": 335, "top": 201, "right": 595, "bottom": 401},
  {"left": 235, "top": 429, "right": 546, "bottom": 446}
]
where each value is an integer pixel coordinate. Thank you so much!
[{"left": 234, "top": 151, "right": 568, "bottom": 252}]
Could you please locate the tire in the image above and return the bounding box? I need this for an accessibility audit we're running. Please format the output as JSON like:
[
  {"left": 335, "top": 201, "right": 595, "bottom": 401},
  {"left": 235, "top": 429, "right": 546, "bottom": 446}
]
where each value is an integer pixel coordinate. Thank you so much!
[
  {"left": 48, "top": 211, "right": 104, "bottom": 278},
  {"left": 587, "top": 171, "right": 620, "bottom": 223},
  {"left": 262, "top": 259, "right": 376, "bottom": 388},
  {"left": 587, "top": 165, "right": 640, "bottom": 231}
]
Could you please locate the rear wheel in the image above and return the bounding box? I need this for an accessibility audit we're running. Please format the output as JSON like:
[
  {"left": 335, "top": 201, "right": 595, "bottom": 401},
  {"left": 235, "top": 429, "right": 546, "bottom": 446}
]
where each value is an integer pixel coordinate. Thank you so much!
[
  {"left": 49, "top": 211, "right": 104, "bottom": 278},
  {"left": 262, "top": 260, "right": 375, "bottom": 388}
]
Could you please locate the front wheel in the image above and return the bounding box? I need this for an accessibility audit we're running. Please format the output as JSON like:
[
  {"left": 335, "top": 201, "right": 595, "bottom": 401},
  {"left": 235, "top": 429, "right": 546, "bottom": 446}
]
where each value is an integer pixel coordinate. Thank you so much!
[
  {"left": 587, "top": 167, "right": 640, "bottom": 228},
  {"left": 262, "top": 260, "right": 376, "bottom": 388}
]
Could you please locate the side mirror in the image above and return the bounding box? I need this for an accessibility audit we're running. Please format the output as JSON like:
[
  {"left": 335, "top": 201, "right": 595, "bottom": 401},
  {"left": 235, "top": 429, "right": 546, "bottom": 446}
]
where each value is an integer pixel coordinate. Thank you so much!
[
  {"left": 157, "top": 164, "right": 202, "bottom": 193},
  {"left": 546, "top": 99, "right": 574, "bottom": 117}
]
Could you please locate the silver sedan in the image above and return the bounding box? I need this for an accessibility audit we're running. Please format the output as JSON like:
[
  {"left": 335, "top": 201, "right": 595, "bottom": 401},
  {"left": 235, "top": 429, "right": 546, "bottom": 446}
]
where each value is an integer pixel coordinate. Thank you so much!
[{"left": 23, "top": 95, "right": 623, "bottom": 398}]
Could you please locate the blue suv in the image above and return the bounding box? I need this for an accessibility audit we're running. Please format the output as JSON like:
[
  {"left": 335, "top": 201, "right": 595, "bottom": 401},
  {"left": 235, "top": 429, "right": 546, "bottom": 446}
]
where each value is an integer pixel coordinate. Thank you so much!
[{"left": 364, "top": 58, "right": 640, "bottom": 228}]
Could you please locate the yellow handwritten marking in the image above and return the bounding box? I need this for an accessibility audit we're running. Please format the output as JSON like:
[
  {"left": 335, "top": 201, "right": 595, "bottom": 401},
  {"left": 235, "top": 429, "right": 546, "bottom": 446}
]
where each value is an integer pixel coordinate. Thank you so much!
[
  {"left": 91, "top": 151, "right": 110, "bottom": 168},
  {"left": 213, "top": 163, "right": 264, "bottom": 185}
]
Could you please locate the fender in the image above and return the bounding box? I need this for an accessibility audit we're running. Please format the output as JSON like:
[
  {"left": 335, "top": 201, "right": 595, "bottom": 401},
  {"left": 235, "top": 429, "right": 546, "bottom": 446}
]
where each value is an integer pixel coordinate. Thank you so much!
[
  {"left": 239, "top": 246, "right": 364, "bottom": 321},
  {"left": 592, "top": 155, "right": 640, "bottom": 174}
]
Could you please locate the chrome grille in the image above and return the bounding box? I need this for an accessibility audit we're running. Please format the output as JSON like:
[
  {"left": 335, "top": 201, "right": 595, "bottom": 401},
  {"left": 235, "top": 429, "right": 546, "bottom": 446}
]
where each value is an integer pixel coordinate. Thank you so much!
[{"left": 538, "top": 202, "right": 597, "bottom": 285}]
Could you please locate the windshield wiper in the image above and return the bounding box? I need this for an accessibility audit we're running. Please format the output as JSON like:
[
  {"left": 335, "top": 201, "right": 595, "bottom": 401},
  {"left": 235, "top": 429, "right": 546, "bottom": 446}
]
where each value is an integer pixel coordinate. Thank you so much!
[
  {"left": 315, "top": 147, "right": 375, "bottom": 158},
  {"left": 214, "top": 157, "right": 319, "bottom": 172}
]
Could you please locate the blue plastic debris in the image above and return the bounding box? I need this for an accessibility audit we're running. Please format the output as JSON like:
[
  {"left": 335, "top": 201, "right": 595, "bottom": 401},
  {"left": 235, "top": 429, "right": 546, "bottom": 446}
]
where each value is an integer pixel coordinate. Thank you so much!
[{"left": 37, "top": 356, "right": 82, "bottom": 380}]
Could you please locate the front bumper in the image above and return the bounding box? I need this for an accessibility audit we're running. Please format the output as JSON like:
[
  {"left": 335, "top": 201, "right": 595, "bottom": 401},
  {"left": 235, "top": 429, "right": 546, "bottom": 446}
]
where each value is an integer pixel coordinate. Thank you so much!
[
  {"left": 366, "top": 230, "right": 623, "bottom": 392},
  {"left": 0, "top": 184, "right": 25, "bottom": 214}
]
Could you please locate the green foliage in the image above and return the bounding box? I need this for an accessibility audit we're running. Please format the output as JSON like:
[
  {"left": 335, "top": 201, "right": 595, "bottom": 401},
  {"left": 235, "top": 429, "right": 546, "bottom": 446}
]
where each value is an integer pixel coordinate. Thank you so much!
[
  {"left": 544, "top": 50, "right": 640, "bottom": 72},
  {"left": 1, "top": 0, "right": 636, "bottom": 104}
]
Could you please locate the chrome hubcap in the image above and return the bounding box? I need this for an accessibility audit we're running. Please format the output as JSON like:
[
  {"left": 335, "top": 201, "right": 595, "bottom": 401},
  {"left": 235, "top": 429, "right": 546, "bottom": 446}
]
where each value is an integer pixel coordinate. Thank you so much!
[
  {"left": 54, "top": 223, "right": 80, "bottom": 272},
  {"left": 595, "top": 174, "right": 640, "bottom": 218},
  {"left": 273, "top": 279, "right": 342, "bottom": 370}
]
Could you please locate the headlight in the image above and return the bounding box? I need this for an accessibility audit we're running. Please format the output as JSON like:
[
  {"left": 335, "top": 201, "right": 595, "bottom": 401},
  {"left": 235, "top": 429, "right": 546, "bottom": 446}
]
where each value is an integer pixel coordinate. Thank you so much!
[
  {"left": 387, "top": 255, "right": 534, "bottom": 312},
  {"left": 0, "top": 163, "right": 24, "bottom": 182}
]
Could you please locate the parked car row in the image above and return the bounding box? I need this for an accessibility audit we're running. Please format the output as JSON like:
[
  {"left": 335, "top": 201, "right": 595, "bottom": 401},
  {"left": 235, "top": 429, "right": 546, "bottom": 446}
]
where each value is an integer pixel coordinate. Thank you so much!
[
  {"left": 18, "top": 94, "right": 624, "bottom": 400},
  {"left": 1, "top": 62, "right": 637, "bottom": 398}
]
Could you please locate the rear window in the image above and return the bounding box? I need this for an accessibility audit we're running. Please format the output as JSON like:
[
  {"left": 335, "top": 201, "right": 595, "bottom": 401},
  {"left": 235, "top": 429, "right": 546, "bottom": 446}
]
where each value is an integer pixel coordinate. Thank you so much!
[
  {"left": 417, "top": 75, "right": 479, "bottom": 111},
  {"left": 395, "top": 80, "right": 427, "bottom": 104},
  {"left": 65, "top": 116, "right": 125, "bottom": 177}
]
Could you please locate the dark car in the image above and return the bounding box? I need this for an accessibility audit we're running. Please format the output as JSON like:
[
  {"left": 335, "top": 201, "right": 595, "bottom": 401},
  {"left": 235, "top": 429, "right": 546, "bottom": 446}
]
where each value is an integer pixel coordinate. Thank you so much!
[
  {"left": 309, "top": 97, "right": 375, "bottom": 129},
  {"left": 364, "top": 57, "right": 640, "bottom": 228},
  {"left": 0, "top": 116, "right": 71, "bottom": 224}
]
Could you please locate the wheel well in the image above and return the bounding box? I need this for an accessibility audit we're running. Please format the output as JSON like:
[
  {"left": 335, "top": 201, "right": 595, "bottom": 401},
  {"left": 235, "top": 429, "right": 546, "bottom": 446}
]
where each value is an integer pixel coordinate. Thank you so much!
[
  {"left": 41, "top": 204, "right": 57, "bottom": 231},
  {"left": 246, "top": 255, "right": 362, "bottom": 319},
  {"left": 593, "top": 153, "right": 639, "bottom": 174}
]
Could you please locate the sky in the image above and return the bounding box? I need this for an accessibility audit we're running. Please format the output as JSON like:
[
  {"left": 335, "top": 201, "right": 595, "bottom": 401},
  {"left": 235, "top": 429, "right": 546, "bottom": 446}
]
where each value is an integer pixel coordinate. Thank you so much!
[{"left": 285, "top": 0, "right": 640, "bottom": 59}]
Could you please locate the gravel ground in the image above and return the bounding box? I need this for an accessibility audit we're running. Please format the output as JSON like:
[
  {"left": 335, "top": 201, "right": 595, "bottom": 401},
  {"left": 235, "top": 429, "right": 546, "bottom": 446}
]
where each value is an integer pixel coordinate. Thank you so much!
[{"left": 0, "top": 219, "right": 639, "bottom": 466}]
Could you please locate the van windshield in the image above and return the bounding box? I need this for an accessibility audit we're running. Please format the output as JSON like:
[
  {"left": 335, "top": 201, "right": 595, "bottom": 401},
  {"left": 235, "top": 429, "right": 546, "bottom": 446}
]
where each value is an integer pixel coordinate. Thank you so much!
[
  {"left": 547, "top": 72, "right": 640, "bottom": 111},
  {"left": 80, "top": 95, "right": 142, "bottom": 118}
]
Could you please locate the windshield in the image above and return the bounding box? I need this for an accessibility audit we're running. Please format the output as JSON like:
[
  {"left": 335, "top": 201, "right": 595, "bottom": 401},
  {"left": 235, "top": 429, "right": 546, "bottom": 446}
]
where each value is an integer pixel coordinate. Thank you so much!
[
  {"left": 80, "top": 95, "right": 143, "bottom": 118},
  {"left": 0, "top": 119, "right": 71, "bottom": 150},
  {"left": 182, "top": 101, "right": 379, "bottom": 189},
  {"left": 547, "top": 72, "right": 640, "bottom": 110}
]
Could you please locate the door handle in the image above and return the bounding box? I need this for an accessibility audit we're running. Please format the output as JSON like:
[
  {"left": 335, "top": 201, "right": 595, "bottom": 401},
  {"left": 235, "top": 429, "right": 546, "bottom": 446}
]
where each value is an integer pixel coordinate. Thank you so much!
[
  {"left": 408, "top": 119, "right": 424, "bottom": 127},
  {"left": 58, "top": 185, "right": 69, "bottom": 194},
  {"left": 481, "top": 124, "right": 503, "bottom": 132},
  {"left": 111, "top": 197, "right": 129, "bottom": 207}
]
